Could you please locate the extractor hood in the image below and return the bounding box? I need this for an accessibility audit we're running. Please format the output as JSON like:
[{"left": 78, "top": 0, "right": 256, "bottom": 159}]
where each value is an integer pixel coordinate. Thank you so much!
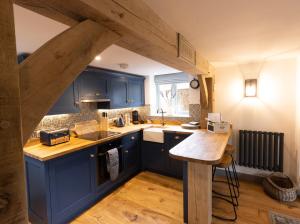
[{"left": 80, "top": 99, "right": 110, "bottom": 103}]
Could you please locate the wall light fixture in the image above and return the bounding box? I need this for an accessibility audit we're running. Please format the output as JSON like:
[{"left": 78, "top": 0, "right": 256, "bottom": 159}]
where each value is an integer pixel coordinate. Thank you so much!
[{"left": 245, "top": 79, "right": 257, "bottom": 97}]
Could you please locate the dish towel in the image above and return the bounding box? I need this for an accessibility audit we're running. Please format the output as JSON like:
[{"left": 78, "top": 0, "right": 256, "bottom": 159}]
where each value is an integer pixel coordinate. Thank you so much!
[{"left": 106, "top": 148, "right": 119, "bottom": 181}]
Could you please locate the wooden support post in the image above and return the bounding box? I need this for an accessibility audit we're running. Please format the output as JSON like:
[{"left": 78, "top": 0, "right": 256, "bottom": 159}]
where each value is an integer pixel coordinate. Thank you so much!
[
  {"left": 198, "top": 75, "right": 214, "bottom": 128},
  {"left": 20, "top": 19, "right": 120, "bottom": 142},
  {"left": 0, "top": 0, "right": 28, "bottom": 223},
  {"left": 188, "top": 162, "right": 212, "bottom": 224}
]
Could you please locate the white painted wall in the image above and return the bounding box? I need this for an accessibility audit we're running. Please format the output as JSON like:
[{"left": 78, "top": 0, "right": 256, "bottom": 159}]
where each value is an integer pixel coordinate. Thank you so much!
[{"left": 215, "top": 58, "right": 299, "bottom": 185}]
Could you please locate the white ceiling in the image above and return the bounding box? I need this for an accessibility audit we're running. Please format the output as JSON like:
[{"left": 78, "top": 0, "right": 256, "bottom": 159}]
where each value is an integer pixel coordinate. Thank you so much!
[
  {"left": 144, "top": 0, "right": 300, "bottom": 65},
  {"left": 14, "top": 1, "right": 300, "bottom": 70},
  {"left": 13, "top": 5, "right": 179, "bottom": 76}
]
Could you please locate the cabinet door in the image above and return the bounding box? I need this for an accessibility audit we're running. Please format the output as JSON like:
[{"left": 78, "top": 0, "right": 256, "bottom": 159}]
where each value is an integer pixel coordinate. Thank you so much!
[
  {"left": 78, "top": 69, "right": 108, "bottom": 100},
  {"left": 142, "top": 141, "right": 165, "bottom": 174},
  {"left": 127, "top": 78, "right": 144, "bottom": 107},
  {"left": 110, "top": 77, "right": 128, "bottom": 108},
  {"left": 49, "top": 147, "right": 96, "bottom": 224},
  {"left": 164, "top": 133, "right": 191, "bottom": 178},
  {"left": 122, "top": 132, "right": 140, "bottom": 171},
  {"left": 47, "top": 82, "right": 80, "bottom": 115}
]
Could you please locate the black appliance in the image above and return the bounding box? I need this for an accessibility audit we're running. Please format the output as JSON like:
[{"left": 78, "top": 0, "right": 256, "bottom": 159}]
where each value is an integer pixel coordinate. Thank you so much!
[
  {"left": 96, "top": 140, "right": 124, "bottom": 186},
  {"left": 132, "top": 110, "right": 139, "bottom": 124},
  {"left": 40, "top": 129, "right": 70, "bottom": 146},
  {"left": 77, "top": 131, "right": 123, "bottom": 186}
]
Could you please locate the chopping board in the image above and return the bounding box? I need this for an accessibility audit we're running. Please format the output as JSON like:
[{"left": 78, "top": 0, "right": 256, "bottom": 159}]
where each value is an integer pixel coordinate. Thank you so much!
[{"left": 74, "top": 120, "right": 99, "bottom": 136}]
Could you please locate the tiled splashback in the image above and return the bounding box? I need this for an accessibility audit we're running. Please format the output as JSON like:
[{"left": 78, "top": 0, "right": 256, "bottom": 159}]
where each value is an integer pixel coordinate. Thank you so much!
[
  {"left": 32, "top": 103, "right": 148, "bottom": 138},
  {"left": 32, "top": 103, "right": 200, "bottom": 138}
]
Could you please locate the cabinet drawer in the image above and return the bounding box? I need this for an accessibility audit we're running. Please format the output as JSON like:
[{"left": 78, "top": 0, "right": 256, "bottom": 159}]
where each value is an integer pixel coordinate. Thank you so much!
[
  {"left": 122, "top": 132, "right": 140, "bottom": 146},
  {"left": 164, "top": 132, "right": 191, "bottom": 147}
]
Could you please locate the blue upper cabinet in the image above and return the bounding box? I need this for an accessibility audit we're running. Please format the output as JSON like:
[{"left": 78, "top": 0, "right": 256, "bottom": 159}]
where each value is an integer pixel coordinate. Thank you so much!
[
  {"left": 47, "top": 81, "right": 80, "bottom": 115},
  {"left": 103, "top": 68, "right": 145, "bottom": 109},
  {"left": 109, "top": 76, "right": 128, "bottom": 108},
  {"left": 44, "top": 65, "right": 145, "bottom": 114},
  {"left": 127, "top": 77, "right": 145, "bottom": 107},
  {"left": 77, "top": 67, "right": 109, "bottom": 101}
]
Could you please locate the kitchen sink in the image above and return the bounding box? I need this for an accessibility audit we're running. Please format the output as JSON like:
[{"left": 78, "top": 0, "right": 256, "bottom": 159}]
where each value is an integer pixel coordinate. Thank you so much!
[{"left": 143, "top": 127, "right": 165, "bottom": 143}]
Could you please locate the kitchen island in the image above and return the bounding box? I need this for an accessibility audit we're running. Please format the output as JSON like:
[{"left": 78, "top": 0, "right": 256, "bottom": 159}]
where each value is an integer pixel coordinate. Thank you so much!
[{"left": 170, "top": 130, "right": 232, "bottom": 224}]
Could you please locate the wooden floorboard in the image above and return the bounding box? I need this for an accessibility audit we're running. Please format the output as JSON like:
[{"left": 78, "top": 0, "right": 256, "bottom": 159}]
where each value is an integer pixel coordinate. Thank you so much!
[{"left": 72, "top": 171, "right": 300, "bottom": 224}]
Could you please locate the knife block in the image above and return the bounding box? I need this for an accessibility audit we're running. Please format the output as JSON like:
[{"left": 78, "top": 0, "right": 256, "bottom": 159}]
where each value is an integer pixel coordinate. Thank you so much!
[{"left": 100, "top": 117, "right": 109, "bottom": 131}]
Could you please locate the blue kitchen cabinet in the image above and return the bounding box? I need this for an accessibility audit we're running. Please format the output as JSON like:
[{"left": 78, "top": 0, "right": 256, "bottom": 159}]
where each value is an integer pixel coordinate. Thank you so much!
[
  {"left": 47, "top": 81, "right": 80, "bottom": 115},
  {"left": 77, "top": 68, "right": 109, "bottom": 101},
  {"left": 48, "top": 147, "right": 97, "bottom": 224},
  {"left": 164, "top": 132, "right": 191, "bottom": 178},
  {"left": 142, "top": 132, "right": 191, "bottom": 178},
  {"left": 142, "top": 141, "right": 167, "bottom": 174},
  {"left": 25, "top": 146, "right": 97, "bottom": 224},
  {"left": 122, "top": 132, "right": 141, "bottom": 171},
  {"left": 109, "top": 76, "right": 128, "bottom": 108},
  {"left": 127, "top": 77, "right": 145, "bottom": 107}
]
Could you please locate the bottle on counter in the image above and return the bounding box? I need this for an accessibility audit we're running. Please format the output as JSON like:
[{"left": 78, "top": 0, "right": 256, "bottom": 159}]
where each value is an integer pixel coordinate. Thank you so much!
[{"left": 100, "top": 112, "right": 109, "bottom": 131}]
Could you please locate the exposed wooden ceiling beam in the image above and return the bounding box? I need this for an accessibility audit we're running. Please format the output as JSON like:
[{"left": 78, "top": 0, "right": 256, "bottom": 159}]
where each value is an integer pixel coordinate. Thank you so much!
[
  {"left": 0, "top": 0, "right": 28, "bottom": 222},
  {"left": 19, "top": 19, "right": 120, "bottom": 142},
  {"left": 14, "top": 0, "right": 212, "bottom": 75}
]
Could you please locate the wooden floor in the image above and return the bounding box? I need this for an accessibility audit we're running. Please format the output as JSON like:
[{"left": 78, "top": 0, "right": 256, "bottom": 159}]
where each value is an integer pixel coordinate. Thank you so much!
[{"left": 72, "top": 172, "right": 300, "bottom": 224}]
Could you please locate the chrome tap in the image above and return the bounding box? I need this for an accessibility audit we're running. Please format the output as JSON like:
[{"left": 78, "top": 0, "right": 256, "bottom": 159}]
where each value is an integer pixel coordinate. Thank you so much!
[{"left": 157, "top": 108, "right": 166, "bottom": 126}]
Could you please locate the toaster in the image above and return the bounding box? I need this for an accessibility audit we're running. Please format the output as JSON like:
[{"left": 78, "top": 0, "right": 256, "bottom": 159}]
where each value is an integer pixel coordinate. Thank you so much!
[
  {"left": 40, "top": 129, "right": 70, "bottom": 146},
  {"left": 207, "top": 121, "right": 230, "bottom": 133}
]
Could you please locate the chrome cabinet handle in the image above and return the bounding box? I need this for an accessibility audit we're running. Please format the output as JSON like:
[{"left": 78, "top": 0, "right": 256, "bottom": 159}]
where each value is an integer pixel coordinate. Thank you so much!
[
  {"left": 161, "top": 148, "right": 164, "bottom": 152},
  {"left": 175, "top": 136, "right": 180, "bottom": 140},
  {"left": 90, "top": 154, "right": 95, "bottom": 158},
  {"left": 125, "top": 150, "right": 129, "bottom": 153},
  {"left": 131, "top": 136, "right": 135, "bottom": 140}
]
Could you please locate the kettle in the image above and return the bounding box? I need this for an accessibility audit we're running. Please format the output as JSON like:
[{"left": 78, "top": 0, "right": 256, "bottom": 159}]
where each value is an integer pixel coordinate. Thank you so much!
[{"left": 115, "top": 115, "right": 125, "bottom": 127}]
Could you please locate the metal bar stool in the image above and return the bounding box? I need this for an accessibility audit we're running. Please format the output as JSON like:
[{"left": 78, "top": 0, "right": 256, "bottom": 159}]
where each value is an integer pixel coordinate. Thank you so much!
[
  {"left": 212, "top": 144, "right": 240, "bottom": 199},
  {"left": 212, "top": 153, "right": 238, "bottom": 221},
  {"left": 225, "top": 144, "right": 240, "bottom": 190}
]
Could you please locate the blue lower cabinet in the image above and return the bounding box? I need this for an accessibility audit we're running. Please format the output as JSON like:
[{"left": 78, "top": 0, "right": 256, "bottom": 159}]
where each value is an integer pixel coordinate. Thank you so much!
[
  {"left": 25, "top": 146, "right": 97, "bottom": 224},
  {"left": 25, "top": 157, "right": 52, "bottom": 224},
  {"left": 142, "top": 132, "right": 191, "bottom": 178},
  {"left": 164, "top": 132, "right": 191, "bottom": 179},
  {"left": 48, "top": 148, "right": 97, "bottom": 224},
  {"left": 142, "top": 141, "right": 166, "bottom": 174},
  {"left": 122, "top": 132, "right": 141, "bottom": 170}
]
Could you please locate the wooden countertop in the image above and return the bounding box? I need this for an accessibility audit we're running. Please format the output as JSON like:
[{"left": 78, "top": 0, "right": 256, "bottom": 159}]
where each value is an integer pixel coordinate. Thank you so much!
[
  {"left": 24, "top": 123, "right": 231, "bottom": 164},
  {"left": 169, "top": 129, "right": 232, "bottom": 165},
  {"left": 23, "top": 124, "right": 152, "bottom": 161}
]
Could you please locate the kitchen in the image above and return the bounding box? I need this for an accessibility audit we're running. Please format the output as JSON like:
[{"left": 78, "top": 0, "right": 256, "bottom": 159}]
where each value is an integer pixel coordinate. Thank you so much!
[{"left": 2, "top": 1, "right": 300, "bottom": 224}]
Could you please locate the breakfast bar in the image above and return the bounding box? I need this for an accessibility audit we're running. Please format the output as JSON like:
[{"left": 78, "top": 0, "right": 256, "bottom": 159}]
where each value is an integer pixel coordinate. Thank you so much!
[{"left": 169, "top": 130, "right": 232, "bottom": 224}]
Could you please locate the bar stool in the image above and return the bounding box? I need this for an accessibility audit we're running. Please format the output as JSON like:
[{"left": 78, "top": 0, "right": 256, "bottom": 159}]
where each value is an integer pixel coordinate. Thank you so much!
[
  {"left": 212, "top": 153, "right": 238, "bottom": 221},
  {"left": 212, "top": 145, "right": 240, "bottom": 197},
  {"left": 225, "top": 144, "right": 240, "bottom": 191}
]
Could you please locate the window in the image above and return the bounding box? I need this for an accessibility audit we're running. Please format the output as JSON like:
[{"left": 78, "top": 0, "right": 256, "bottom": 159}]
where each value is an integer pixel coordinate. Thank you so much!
[{"left": 154, "top": 73, "right": 190, "bottom": 116}]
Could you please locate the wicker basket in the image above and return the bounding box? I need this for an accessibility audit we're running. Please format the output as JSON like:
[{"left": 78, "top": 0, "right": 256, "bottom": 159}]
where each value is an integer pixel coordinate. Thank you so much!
[{"left": 262, "top": 173, "right": 297, "bottom": 202}]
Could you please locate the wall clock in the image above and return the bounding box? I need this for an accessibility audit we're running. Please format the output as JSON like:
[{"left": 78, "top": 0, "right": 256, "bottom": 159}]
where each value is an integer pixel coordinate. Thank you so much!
[{"left": 190, "top": 78, "right": 199, "bottom": 89}]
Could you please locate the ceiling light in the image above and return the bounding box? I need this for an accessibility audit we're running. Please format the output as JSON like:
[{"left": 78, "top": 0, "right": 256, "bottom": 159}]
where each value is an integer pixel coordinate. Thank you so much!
[
  {"left": 95, "top": 55, "right": 102, "bottom": 61},
  {"left": 245, "top": 79, "right": 257, "bottom": 97}
]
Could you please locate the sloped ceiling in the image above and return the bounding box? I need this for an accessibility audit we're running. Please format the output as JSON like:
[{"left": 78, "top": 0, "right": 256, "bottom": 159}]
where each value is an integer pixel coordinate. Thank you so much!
[
  {"left": 14, "top": 1, "right": 300, "bottom": 71},
  {"left": 13, "top": 5, "right": 179, "bottom": 76},
  {"left": 144, "top": 0, "right": 300, "bottom": 65}
]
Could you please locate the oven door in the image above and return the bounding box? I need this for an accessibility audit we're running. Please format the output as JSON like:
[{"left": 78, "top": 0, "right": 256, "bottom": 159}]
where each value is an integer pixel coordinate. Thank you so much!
[{"left": 96, "top": 140, "right": 123, "bottom": 186}]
